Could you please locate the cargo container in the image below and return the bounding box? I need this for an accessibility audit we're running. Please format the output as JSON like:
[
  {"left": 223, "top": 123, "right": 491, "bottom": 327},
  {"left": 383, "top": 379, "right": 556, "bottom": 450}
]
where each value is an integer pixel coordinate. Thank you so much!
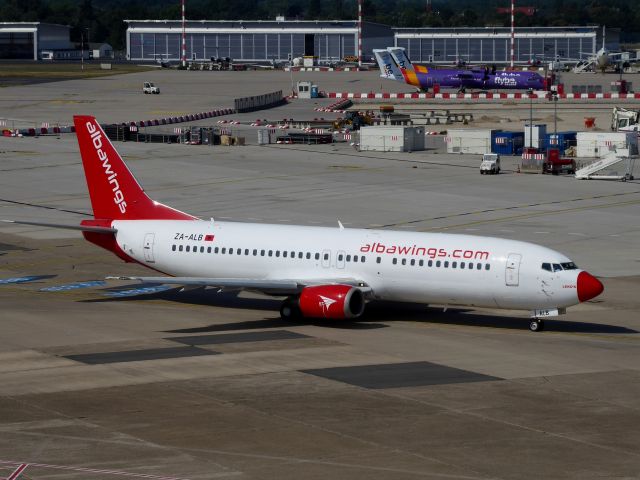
[
  {"left": 446, "top": 129, "right": 497, "bottom": 154},
  {"left": 492, "top": 131, "right": 524, "bottom": 155},
  {"left": 576, "top": 131, "right": 639, "bottom": 158},
  {"left": 543, "top": 131, "right": 576, "bottom": 156},
  {"left": 359, "top": 126, "right": 425, "bottom": 152},
  {"left": 524, "top": 124, "right": 546, "bottom": 149}
]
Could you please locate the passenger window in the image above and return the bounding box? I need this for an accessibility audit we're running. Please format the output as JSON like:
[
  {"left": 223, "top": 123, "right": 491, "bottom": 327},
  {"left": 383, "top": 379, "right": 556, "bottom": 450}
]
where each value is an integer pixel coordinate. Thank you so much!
[
  {"left": 452, "top": 261, "right": 457, "bottom": 268},
  {"left": 261, "top": 249, "right": 265, "bottom": 256},
  {"left": 283, "top": 251, "right": 287, "bottom": 258},
  {"left": 229, "top": 248, "right": 233, "bottom": 255},
  {"left": 276, "top": 251, "right": 280, "bottom": 257},
  {"left": 221, "top": 247, "right": 226, "bottom": 254},
  {"left": 436, "top": 260, "right": 441, "bottom": 267},
  {"left": 444, "top": 261, "right": 449, "bottom": 268},
  {"left": 346, "top": 255, "right": 351, "bottom": 262},
  {"left": 338, "top": 254, "right": 344, "bottom": 261},
  {"left": 361, "top": 256, "right": 365, "bottom": 263},
  {"left": 477, "top": 263, "right": 482, "bottom": 270},
  {"left": 179, "top": 245, "right": 183, "bottom": 252},
  {"left": 393, "top": 258, "right": 397, "bottom": 265},
  {"left": 485, "top": 264, "right": 490, "bottom": 270},
  {"left": 291, "top": 251, "right": 295, "bottom": 258},
  {"left": 323, "top": 253, "right": 329, "bottom": 261},
  {"left": 200, "top": 246, "right": 204, "bottom": 253},
  {"left": 207, "top": 247, "right": 212, "bottom": 253},
  {"left": 353, "top": 256, "right": 358, "bottom": 263},
  {"left": 186, "top": 246, "right": 190, "bottom": 252},
  {"left": 553, "top": 264, "right": 563, "bottom": 272},
  {"left": 268, "top": 250, "right": 273, "bottom": 257},
  {"left": 376, "top": 257, "right": 381, "bottom": 264},
  {"left": 460, "top": 262, "right": 465, "bottom": 269},
  {"left": 410, "top": 259, "right": 415, "bottom": 266},
  {"left": 419, "top": 259, "right": 423, "bottom": 266},
  {"left": 401, "top": 258, "right": 406, "bottom": 265},
  {"left": 315, "top": 253, "right": 320, "bottom": 260},
  {"left": 253, "top": 249, "right": 257, "bottom": 256},
  {"left": 245, "top": 249, "right": 249, "bottom": 255},
  {"left": 215, "top": 247, "right": 219, "bottom": 253},
  {"left": 298, "top": 252, "right": 303, "bottom": 259},
  {"left": 306, "top": 252, "right": 311, "bottom": 259},
  {"left": 428, "top": 260, "right": 433, "bottom": 267},
  {"left": 172, "top": 245, "right": 176, "bottom": 251}
]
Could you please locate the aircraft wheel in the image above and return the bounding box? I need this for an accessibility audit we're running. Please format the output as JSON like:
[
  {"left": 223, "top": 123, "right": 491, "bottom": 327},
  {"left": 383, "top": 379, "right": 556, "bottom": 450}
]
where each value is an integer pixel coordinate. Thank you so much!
[
  {"left": 529, "top": 319, "right": 545, "bottom": 332},
  {"left": 280, "top": 298, "right": 301, "bottom": 321}
]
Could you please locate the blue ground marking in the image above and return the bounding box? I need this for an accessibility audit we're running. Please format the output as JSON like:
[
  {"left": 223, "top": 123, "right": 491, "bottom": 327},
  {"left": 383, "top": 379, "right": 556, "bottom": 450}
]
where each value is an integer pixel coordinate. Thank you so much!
[
  {"left": 40, "top": 280, "right": 107, "bottom": 292},
  {"left": 103, "top": 284, "right": 174, "bottom": 297},
  {"left": 0, "top": 275, "right": 53, "bottom": 285}
]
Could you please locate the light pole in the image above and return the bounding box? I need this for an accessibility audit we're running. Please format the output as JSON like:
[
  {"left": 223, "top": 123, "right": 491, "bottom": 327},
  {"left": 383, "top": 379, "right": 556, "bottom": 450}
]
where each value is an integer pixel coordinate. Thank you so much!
[
  {"left": 528, "top": 88, "right": 533, "bottom": 149},
  {"left": 552, "top": 91, "right": 558, "bottom": 139}
]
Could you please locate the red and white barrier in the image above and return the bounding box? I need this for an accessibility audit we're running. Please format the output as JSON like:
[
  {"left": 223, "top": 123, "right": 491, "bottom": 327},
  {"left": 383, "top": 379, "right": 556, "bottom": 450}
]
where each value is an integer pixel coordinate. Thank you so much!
[{"left": 326, "top": 92, "right": 640, "bottom": 101}]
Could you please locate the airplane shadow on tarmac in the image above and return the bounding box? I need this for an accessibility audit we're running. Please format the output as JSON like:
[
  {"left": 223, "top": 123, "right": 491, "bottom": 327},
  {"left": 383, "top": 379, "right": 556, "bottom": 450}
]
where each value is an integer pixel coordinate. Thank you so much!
[{"left": 84, "top": 287, "right": 636, "bottom": 335}]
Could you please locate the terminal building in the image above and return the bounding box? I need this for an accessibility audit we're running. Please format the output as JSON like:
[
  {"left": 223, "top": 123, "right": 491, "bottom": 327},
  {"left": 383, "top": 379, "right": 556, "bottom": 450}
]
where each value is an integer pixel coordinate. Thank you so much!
[
  {"left": 124, "top": 19, "right": 393, "bottom": 63},
  {"left": 0, "top": 22, "right": 72, "bottom": 60},
  {"left": 393, "top": 26, "right": 601, "bottom": 65}
]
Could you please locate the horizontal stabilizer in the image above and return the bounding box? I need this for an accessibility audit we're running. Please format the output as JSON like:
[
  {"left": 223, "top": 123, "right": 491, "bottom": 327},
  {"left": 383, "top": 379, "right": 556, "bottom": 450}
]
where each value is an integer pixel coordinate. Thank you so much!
[{"left": 2, "top": 219, "right": 117, "bottom": 234}]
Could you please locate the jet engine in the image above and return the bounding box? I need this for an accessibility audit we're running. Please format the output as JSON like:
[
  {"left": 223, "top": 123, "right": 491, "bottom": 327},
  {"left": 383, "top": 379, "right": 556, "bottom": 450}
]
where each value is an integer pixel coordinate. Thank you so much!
[{"left": 297, "top": 285, "right": 365, "bottom": 319}]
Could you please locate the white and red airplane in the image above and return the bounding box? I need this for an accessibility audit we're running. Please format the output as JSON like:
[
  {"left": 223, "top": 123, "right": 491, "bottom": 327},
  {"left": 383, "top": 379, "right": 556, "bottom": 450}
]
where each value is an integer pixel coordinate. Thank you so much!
[{"left": 4, "top": 115, "right": 604, "bottom": 331}]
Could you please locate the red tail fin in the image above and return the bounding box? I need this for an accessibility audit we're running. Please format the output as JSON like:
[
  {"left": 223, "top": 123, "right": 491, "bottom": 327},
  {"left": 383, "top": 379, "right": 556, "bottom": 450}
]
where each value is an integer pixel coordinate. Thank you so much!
[{"left": 73, "top": 115, "right": 196, "bottom": 221}]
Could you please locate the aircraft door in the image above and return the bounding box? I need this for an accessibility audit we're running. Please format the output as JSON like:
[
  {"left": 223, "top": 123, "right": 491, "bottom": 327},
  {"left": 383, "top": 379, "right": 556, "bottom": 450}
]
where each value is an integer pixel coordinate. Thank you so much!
[
  {"left": 143, "top": 233, "right": 155, "bottom": 263},
  {"left": 337, "top": 250, "right": 345, "bottom": 269},
  {"left": 505, "top": 253, "right": 521, "bottom": 286}
]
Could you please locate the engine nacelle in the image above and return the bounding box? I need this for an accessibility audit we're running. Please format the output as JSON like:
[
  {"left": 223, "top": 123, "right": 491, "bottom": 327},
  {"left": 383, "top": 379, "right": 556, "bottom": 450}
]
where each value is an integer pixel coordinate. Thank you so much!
[{"left": 298, "top": 284, "right": 365, "bottom": 319}]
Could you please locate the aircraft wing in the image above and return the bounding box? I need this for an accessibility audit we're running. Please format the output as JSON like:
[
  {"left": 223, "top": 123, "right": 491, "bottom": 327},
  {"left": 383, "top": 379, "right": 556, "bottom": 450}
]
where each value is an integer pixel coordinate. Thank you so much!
[{"left": 107, "top": 276, "right": 371, "bottom": 296}]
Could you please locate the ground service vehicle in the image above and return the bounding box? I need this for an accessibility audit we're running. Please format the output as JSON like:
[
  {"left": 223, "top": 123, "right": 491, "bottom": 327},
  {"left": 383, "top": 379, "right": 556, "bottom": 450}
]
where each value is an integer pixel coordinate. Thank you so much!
[
  {"left": 543, "top": 148, "right": 576, "bottom": 175},
  {"left": 143, "top": 82, "right": 160, "bottom": 94},
  {"left": 611, "top": 107, "right": 640, "bottom": 131},
  {"left": 480, "top": 153, "right": 501, "bottom": 174}
]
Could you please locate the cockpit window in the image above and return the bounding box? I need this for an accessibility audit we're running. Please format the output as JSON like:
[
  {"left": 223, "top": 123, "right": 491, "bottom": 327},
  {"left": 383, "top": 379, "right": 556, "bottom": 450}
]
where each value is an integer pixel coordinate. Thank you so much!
[
  {"left": 541, "top": 263, "right": 552, "bottom": 272},
  {"left": 561, "top": 262, "right": 578, "bottom": 270},
  {"left": 553, "top": 263, "right": 563, "bottom": 272}
]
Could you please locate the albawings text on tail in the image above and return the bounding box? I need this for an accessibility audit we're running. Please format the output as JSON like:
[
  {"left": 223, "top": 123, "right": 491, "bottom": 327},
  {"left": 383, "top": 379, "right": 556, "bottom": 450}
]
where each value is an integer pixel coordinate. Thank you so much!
[{"left": 86, "top": 121, "right": 127, "bottom": 214}]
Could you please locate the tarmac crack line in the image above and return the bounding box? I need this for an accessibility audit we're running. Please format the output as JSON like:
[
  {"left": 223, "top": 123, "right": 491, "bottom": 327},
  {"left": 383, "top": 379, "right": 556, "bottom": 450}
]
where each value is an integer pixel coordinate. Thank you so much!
[
  {"left": 376, "top": 389, "right": 640, "bottom": 460},
  {"left": 162, "top": 382, "right": 501, "bottom": 480},
  {"left": 419, "top": 197, "right": 640, "bottom": 232},
  {"left": 0, "top": 431, "right": 495, "bottom": 480},
  {"left": 375, "top": 191, "right": 640, "bottom": 229}
]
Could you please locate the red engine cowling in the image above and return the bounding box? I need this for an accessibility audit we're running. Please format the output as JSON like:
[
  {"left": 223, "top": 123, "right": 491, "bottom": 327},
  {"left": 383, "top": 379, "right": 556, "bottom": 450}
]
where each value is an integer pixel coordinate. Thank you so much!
[{"left": 298, "top": 285, "right": 365, "bottom": 319}]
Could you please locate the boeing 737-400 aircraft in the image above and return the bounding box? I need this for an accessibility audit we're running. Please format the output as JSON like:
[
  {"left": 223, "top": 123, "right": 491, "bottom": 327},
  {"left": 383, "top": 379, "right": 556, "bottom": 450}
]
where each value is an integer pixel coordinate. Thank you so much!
[{"left": 3, "top": 116, "right": 604, "bottom": 331}]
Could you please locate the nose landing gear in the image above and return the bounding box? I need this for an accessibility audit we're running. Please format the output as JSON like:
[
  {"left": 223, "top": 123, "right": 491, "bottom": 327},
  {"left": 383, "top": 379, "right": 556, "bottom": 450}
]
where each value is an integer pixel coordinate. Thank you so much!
[{"left": 529, "top": 319, "right": 545, "bottom": 332}]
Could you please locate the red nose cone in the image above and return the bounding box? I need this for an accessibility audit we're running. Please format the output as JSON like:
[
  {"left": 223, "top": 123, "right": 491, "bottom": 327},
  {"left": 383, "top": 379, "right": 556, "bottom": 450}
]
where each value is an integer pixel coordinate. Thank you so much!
[{"left": 577, "top": 271, "right": 604, "bottom": 302}]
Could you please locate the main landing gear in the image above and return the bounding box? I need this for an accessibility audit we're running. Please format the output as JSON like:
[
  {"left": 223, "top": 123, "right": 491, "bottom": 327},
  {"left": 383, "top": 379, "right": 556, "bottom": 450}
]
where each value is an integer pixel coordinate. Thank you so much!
[
  {"left": 529, "top": 319, "right": 545, "bottom": 332},
  {"left": 280, "top": 298, "right": 301, "bottom": 321}
]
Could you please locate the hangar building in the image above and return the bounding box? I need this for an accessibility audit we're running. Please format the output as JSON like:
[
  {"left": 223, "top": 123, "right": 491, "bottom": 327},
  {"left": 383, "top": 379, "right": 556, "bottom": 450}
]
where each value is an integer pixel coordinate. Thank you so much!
[
  {"left": 394, "top": 26, "right": 600, "bottom": 65},
  {"left": 125, "top": 19, "right": 393, "bottom": 63},
  {"left": 0, "top": 22, "right": 72, "bottom": 60}
]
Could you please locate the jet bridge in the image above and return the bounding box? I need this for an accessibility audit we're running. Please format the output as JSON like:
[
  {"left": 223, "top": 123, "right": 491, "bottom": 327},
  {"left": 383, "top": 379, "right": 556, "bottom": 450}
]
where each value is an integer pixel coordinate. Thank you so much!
[{"left": 574, "top": 148, "right": 636, "bottom": 181}]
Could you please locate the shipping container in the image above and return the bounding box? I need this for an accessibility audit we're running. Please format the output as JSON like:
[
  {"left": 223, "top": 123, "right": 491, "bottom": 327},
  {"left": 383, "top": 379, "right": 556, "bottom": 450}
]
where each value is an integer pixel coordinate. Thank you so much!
[
  {"left": 524, "top": 124, "right": 546, "bottom": 149},
  {"left": 446, "top": 129, "right": 497, "bottom": 154},
  {"left": 359, "top": 126, "right": 425, "bottom": 152},
  {"left": 543, "top": 131, "right": 576, "bottom": 155},
  {"left": 492, "top": 131, "right": 524, "bottom": 155},
  {"left": 576, "top": 131, "right": 639, "bottom": 158}
]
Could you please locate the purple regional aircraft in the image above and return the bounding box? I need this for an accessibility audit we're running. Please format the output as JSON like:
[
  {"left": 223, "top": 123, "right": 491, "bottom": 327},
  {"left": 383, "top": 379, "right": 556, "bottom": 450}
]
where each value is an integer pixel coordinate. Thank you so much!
[{"left": 374, "top": 48, "right": 545, "bottom": 92}]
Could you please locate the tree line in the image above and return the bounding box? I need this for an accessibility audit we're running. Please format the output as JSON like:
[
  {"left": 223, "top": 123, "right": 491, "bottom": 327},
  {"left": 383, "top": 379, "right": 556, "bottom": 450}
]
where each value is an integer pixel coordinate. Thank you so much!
[{"left": 1, "top": 0, "right": 639, "bottom": 51}]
